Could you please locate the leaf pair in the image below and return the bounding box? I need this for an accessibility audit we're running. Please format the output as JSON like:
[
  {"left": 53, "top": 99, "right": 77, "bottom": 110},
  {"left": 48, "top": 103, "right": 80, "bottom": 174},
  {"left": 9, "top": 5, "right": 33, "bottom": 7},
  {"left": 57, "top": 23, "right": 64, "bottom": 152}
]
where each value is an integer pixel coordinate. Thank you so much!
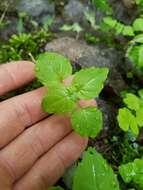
[
  {"left": 117, "top": 92, "right": 143, "bottom": 135},
  {"left": 35, "top": 52, "right": 108, "bottom": 137}
]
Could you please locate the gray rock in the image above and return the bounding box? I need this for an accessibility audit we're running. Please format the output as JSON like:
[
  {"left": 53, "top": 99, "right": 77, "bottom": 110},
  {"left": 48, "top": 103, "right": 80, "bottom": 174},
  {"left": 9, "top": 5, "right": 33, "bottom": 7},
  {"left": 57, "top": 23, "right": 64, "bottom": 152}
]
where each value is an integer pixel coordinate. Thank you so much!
[
  {"left": 109, "top": 0, "right": 138, "bottom": 24},
  {"left": 122, "top": 0, "right": 135, "bottom": 9},
  {"left": 45, "top": 37, "right": 97, "bottom": 61},
  {"left": 45, "top": 37, "right": 127, "bottom": 95},
  {"left": 0, "top": 0, "right": 55, "bottom": 17},
  {"left": 63, "top": 0, "right": 87, "bottom": 22},
  {"left": 89, "top": 98, "right": 118, "bottom": 151},
  {"left": 0, "top": 19, "right": 17, "bottom": 41},
  {"left": 97, "top": 98, "right": 117, "bottom": 130},
  {"left": 16, "top": 0, "right": 55, "bottom": 17}
]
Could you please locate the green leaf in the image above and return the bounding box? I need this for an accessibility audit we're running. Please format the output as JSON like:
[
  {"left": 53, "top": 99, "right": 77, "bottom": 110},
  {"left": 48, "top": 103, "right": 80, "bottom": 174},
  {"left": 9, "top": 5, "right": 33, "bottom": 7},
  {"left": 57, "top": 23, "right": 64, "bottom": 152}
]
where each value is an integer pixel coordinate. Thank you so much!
[
  {"left": 71, "top": 107, "right": 103, "bottom": 138},
  {"left": 138, "top": 89, "right": 143, "bottom": 99},
  {"left": 60, "top": 23, "right": 83, "bottom": 33},
  {"left": 60, "top": 24, "right": 73, "bottom": 31},
  {"left": 123, "top": 93, "right": 140, "bottom": 111},
  {"left": 122, "top": 26, "right": 134, "bottom": 37},
  {"left": 115, "top": 22, "right": 124, "bottom": 34},
  {"left": 126, "top": 45, "right": 140, "bottom": 66},
  {"left": 138, "top": 46, "right": 143, "bottom": 67},
  {"left": 135, "top": 0, "right": 143, "bottom": 5},
  {"left": 42, "top": 85, "right": 76, "bottom": 114},
  {"left": 92, "top": 0, "right": 112, "bottom": 14},
  {"left": 73, "top": 148, "right": 120, "bottom": 190},
  {"left": 136, "top": 108, "right": 143, "bottom": 127},
  {"left": 72, "top": 67, "right": 109, "bottom": 99},
  {"left": 129, "top": 113, "right": 139, "bottom": 135},
  {"left": 119, "top": 162, "right": 136, "bottom": 183},
  {"left": 35, "top": 52, "right": 72, "bottom": 86},
  {"left": 131, "top": 34, "right": 143, "bottom": 44},
  {"left": 117, "top": 108, "right": 130, "bottom": 132},
  {"left": 119, "top": 159, "right": 143, "bottom": 188},
  {"left": 117, "top": 108, "right": 139, "bottom": 135},
  {"left": 72, "top": 23, "right": 83, "bottom": 33},
  {"left": 48, "top": 186, "right": 64, "bottom": 190},
  {"left": 103, "top": 16, "right": 117, "bottom": 28},
  {"left": 133, "top": 18, "right": 143, "bottom": 32}
]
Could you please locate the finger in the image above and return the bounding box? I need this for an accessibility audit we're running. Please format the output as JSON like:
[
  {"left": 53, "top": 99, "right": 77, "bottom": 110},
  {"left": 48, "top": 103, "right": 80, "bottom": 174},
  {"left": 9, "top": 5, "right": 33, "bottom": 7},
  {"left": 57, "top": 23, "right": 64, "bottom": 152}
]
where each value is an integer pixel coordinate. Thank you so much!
[
  {"left": 13, "top": 132, "right": 88, "bottom": 190},
  {"left": 0, "top": 87, "right": 47, "bottom": 148},
  {"left": 0, "top": 99, "right": 95, "bottom": 187},
  {"left": 0, "top": 61, "right": 35, "bottom": 96},
  {"left": 0, "top": 115, "right": 72, "bottom": 184}
]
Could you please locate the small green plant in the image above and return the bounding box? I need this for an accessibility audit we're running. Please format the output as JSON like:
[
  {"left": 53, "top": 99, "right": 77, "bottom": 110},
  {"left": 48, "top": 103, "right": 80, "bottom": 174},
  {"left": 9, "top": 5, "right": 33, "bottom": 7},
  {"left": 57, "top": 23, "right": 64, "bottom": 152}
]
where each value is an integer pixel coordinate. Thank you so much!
[
  {"left": 117, "top": 92, "right": 143, "bottom": 136},
  {"left": 92, "top": 0, "right": 112, "bottom": 14},
  {"left": 35, "top": 52, "right": 109, "bottom": 138},
  {"left": 0, "top": 31, "right": 52, "bottom": 63},
  {"left": 49, "top": 148, "right": 120, "bottom": 190},
  {"left": 101, "top": 16, "right": 135, "bottom": 37},
  {"left": 127, "top": 34, "right": 143, "bottom": 69},
  {"left": 84, "top": 11, "right": 99, "bottom": 30},
  {"left": 119, "top": 158, "right": 143, "bottom": 189},
  {"left": 17, "top": 12, "right": 27, "bottom": 34},
  {"left": 60, "top": 23, "right": 83, "bottom": 39}
]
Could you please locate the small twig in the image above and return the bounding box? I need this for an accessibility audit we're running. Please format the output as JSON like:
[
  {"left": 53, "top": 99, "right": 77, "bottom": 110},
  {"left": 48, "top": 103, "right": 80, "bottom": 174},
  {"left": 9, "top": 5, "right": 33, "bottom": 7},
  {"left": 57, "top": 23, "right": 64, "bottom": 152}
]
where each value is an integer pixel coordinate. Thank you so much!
[
  {"left": 0, "top": 4, "right": 8, "bottom": 24},
  {"left": 28, "top": 52, "right": 36, "bottom": 63}
]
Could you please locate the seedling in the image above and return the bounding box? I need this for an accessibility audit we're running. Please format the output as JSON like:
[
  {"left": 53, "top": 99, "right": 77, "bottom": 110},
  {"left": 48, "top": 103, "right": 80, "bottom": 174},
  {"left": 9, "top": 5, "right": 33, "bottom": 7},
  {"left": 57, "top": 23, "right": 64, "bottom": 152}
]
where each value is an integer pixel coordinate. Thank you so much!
[{"left": 35, "top": 52, "right": 109, "bottom": 138}]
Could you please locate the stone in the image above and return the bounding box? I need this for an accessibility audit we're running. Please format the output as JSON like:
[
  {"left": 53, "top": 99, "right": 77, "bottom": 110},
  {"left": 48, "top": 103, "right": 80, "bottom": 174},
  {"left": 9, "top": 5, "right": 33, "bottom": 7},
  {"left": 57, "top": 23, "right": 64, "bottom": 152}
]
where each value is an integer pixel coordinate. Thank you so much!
[
  {"left": 109, "top": 0, "right": 138, "bottom": 24},
  {"left": 16, "top": 0, "right": 55, "bottom": 17},
  {"left": 0, "top": 0, "right": 55, "bottom": 16},
  {"left": 63, "top": 0, "right": 87, "bottom": 22},
  {"left": 45, "top": 37, "right": 127, "bottom": 95}
]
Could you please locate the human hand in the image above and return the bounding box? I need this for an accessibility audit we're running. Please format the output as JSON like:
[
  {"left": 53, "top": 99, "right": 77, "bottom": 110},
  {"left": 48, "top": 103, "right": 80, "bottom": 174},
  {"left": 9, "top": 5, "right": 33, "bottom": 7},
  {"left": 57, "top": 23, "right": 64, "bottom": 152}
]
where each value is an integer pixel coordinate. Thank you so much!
[{"left": 0, "top": 61, "right": 96, "bottom": 190}]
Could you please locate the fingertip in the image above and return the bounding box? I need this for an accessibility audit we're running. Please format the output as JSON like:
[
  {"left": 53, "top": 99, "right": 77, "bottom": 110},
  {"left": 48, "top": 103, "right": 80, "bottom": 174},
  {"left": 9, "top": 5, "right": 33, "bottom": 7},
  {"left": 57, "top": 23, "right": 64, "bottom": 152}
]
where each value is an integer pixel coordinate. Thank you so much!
[{"left": 79, "top": 99, "right": 96, "bottom": 107}]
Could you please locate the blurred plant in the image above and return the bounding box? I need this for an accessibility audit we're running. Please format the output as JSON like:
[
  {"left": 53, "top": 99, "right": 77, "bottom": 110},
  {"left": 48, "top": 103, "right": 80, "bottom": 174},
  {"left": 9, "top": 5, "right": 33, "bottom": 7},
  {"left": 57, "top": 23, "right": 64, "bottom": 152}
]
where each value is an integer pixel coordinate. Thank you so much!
[
  {"left": 60, "top": 23, "right": 83, "bottom": 39},
  {"left": 42, "top": 16, "right": 54, "bottom": 31},
  {"left": 0, "top": 30, "right": 53, "bottom": 63},
  {"left": 119, "top": 158, "right": 143, "bottom": 189},
  {"left": 0, "top": 5, "right": 8, "bottom": 30},
  {"left": 101, "top": 17, "right": 135, "bottom": 37},
  {"left": 92, "top": 0, "right": 112, "bottom": 15},
  {"left": 117, "top": 92, "right": 143, "bottom": 136},
  {"left": 127, "top": 34, "right": 143, "bottom": 69},
  {"left": 17, "top": 12, "right": 27, "bottom": 34},
  {"left": 84, "top": 11, "right": 99, "bottom": 30}
]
